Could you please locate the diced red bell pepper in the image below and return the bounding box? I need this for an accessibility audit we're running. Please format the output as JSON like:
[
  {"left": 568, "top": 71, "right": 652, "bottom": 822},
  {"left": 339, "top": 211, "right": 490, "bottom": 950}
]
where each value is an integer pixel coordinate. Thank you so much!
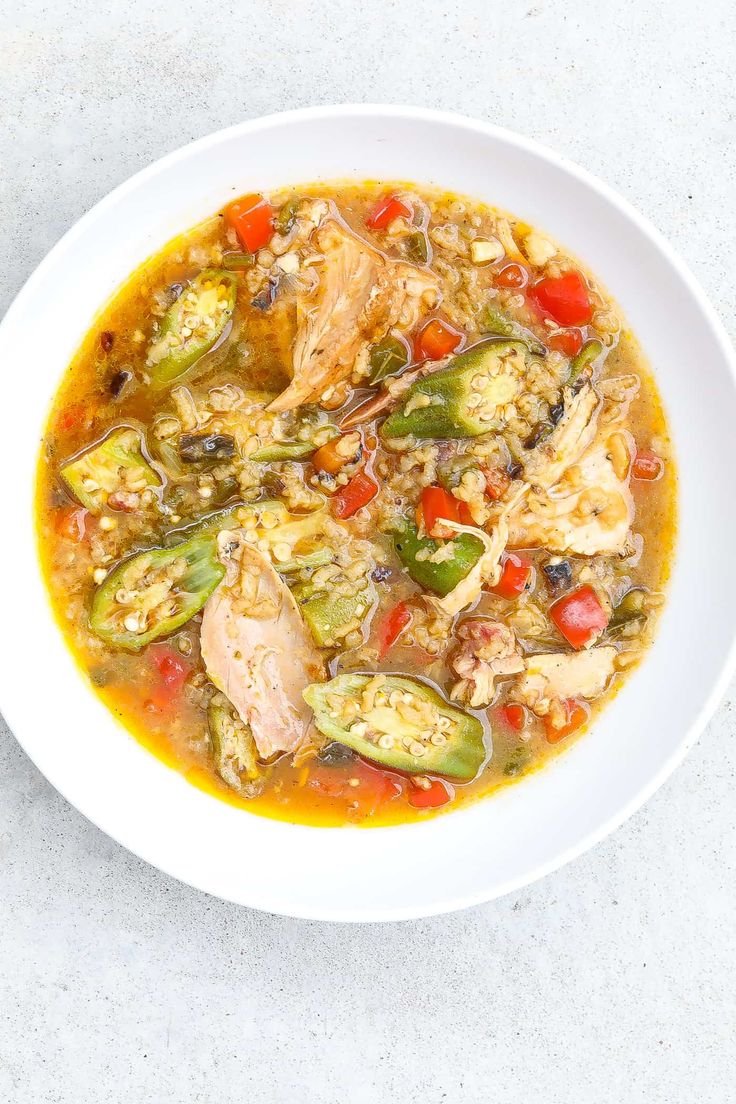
[
  {"left": 333, "top": 472, "right": 378, "bottom": 518},
  {"left": 530, "top": 271, "right": 593, "bottom": 326},
  {"left": 147, "top": 645, "right": 191, "bottom": 709},
  {"left": 490, "top": 553, "right": 532, "bottom": 599},
  {"left": 544, "top": 698, "right": 588, "bottom": 743},
  {"left": 482, "top": 465, "right": 512, "bottom": 501},
  {"left": 377, "top": 600, "right": 413, "bottom": 658},
  {"left": 57, "top": 403, "right": 85, "bottom": 434},
  {"left": 224, "top": 194, "right": 274, "bottom": 252},
  {"left": 420, "top": 485, "right": 460, "bottom": 538},
  {"left": 310, "top": 759, "right": 402, "bottom": 816},
  {"left": 414, "top": 319, "right": 463, "bottom": 361},
  {"left": 366, "top": 194, "right": 412, "bottom": 230},
  {"left": 549, "top": 585, "right": 608, "bottom": 649},
  {"left": 548, "top": 328, "right": 584, "bottom": 357},
  {"left": 409, "top": 779, "right": 453, "bottom": 809},
  {"left": 500, "top": 703, "right": 526, "bottom": 731},
  {"left": 495, "top": 263, "right": 527, "bottom": 289},
  {"left": 632, "top": 449, "right": 664, "bottom": 481},
  {"left": 54, "top": 507, "right": 89, "bottom": 542}
]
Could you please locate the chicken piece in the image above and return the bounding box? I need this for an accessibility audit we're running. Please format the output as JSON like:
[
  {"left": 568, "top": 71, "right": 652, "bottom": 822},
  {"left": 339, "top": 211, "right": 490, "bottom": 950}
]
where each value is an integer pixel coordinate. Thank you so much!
[
  {"left": 268, "top": 220, "right": 438, "bottom": 413},
  {"left": 508, "top": 434, "right": 634, "bottom": 555},
  {"left": 514, "top": 646, "right": 617, "bottom": 717},
  {"left": 523, "top": 383, "right": 600, "bottom": 489},
  {"left": 200, "top": 530, "right": 325, "bottom": 760},
  {"left": 425, "top": 486, "right": 527, "bottom": 618},
  {"left": 450, "top": 620, "right": 525, "bottom": 708}
]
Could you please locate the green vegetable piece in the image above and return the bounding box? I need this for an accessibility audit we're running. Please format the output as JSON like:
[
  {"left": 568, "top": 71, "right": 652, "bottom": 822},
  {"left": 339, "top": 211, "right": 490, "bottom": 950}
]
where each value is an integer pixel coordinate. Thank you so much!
[
  {"left": 276, "top": 549, "right": 334, "bottom": 575},
  {"left": 608, "top": 587, "right": 647, "bottom": 636},
  {"left": 277, "top": 196, "right": 301, "bottom": 233},
  {"left": 147, "top": 269, "right": 238, "bottom": 385},
  {"left": 568, "top": 339, "right": 604, "bottom": 384},
  {"left": 394, "top": 523, "right": 485, "bottom": 597},
  {"left": 404, "top": 230, "right": 429, "bottom": 264},
  {"left": 381, "top": 340, "right": 529, "bottom": 440},
  {"left": 250, "top": 414, "right": 338, "bottom": 462},
  {"left": 89, "top": 535, "right": 224, "bottom": 651},
  {"left": 304, "top": 673, "right": 485, "bottom": 779},
  {"left": 61, "top": 428, "right": 160, "bottom": 514},
  {"left": 368, "top": 335, "right": 410, "bottom": 385},
  {"left": 294, "top": 579, "right": 373, "bottom": 649},
  {"left": 479, "top": 304, "right": 547, "bottom": 356},
  {"left": 221, "top": 251, "right": 254, "bottom": 270},
  {"left": 208, "top": 692, "right": 260, "bottom": 792}
]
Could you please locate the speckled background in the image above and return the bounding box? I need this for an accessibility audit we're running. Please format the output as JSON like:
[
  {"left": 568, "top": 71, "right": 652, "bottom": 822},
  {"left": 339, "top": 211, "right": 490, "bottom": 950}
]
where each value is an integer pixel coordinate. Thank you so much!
[{"left": 2, "top": 2, "right": 735, "bottom": 1101}]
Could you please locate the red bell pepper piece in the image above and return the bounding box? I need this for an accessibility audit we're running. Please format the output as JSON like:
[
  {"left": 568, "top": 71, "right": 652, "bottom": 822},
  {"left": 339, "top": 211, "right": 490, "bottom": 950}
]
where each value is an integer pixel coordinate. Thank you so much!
[
  {"left": 548, "top": 328, "right": 584, "bottom": 357},
  {"left": 414, "top": 319, "right": 463, "bottom": 361},
  {"left": 500, "top": 703, "right": 526, "bottom": 731},
  {"left": 377, "top": 601, "right": 412, "bottom": 658},
  {"left": 544, "top": 698, "right": 588, "bottom": 743},
  {"left": 632, "top": 449, "right": 664, "bottom": 481},
  {"left": 490, "top": 553, "right": 532, "bottom": 599},
  {"left": 224, "top": 194, "right": 274, "bottom": 252},
  {"left": 333, "top": 472, "right": 378, "bottom": 518},
  {"left": 366, "top": 194, "right": 412, "bottom": 230},
  {"left": 530, "top": 271, "right": 593, "bottom": 326},
  {"left": 409, "top": 779, "right": 453, "bottom": 809},
  {"left": 549, "top": 585, "right": 608, "bottom": 649},
  {"left": 495, "top": 263, "right": 527, "bottom": 289}
]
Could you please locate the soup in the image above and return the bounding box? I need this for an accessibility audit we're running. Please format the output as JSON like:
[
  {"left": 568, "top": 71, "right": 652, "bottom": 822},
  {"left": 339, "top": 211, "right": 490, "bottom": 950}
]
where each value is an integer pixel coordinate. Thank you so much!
[{"left": 36, "top": 182, "right": 676, "bottom": 826}]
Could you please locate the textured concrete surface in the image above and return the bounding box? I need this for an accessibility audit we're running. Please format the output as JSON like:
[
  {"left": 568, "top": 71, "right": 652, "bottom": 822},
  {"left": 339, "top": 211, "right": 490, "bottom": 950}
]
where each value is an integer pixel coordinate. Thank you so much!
[{"left": 2, "top": 2, "right": 736, "bottom": 1101}]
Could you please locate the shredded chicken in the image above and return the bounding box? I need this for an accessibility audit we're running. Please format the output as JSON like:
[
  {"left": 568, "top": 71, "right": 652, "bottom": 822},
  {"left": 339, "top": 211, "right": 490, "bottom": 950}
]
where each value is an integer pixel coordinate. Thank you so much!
[
  {"left": 514, "top": 647, "right": 617, "bottom": 717},
  {"left": 523, "top": 383, "right": 600, "bottom": 489},
  {"left": 200, "top": 531, "right": 325, "bottom": 759},
  {"left": 450, "top": 620, "right": 525, "bottom": 708},
  {"left": 268, "top": 220, "right": 438, "bottom": 412}
]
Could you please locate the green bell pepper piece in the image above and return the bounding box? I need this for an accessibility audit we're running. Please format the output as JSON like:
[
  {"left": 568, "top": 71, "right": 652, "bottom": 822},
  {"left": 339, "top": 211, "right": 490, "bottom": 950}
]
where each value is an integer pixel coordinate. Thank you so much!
[
  {"left": 404, "top": 230, "right": 429, "bottom": 264},
  {"left": 208, "top": 692, "right": 260, "bottom": 792},
  {"left": 381, "top": 340, "right": 528, "bottom": 440},
  {"left": 250, "top": 414, "right": 338, "bottom": 462},
  {"left": 394, "top": 523, "right": 485, "bottom": 597},
  {"left": 478, "top": 304, "right": 547, "bottom": 356},
  {"left": 147, "top": 269, "right": 238, "bottom": 385},
  {"left": 61, "top": 428, "right": 161, "bottom": 514},
  {"left": 304, "top": 673, "right": 486, "bottom": 779},
  {"left": 89, "top": 535, "right": 224, "bottom": 651}
]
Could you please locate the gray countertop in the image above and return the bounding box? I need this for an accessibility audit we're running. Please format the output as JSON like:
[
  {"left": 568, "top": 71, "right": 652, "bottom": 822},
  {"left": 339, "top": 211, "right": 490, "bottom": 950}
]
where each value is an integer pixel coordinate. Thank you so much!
[{"left": 2, "top": 2, "right": 735, "bottom": 1100}]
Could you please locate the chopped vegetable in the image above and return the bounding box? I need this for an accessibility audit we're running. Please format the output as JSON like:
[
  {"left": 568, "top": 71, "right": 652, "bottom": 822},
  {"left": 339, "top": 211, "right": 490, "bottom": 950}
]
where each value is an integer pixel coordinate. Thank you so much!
[
  {"left": 548, "top": 329, "right": 583, "bottom": 357},
  {"left": 404, "top": 230, "right": 429, "bottom": 264},
  {"left": 632, "top": 449, "right": 664, "bottom": 481},
  {"left": 478, "top": 304, "right": 546, "bottom": 356},
  {"left": 544, "top": 698, "right": 588, "bottom": 743},
  {"left": 224, "top": 194, "right": 274, "bottom": 252},
  {"left": 542, "top": 560, "right": 573, "bottom": 593},
  {"left": 54, "top": 506, "right": 89, "bottom": 542},
  {"left": 608, "top": 587, "right": 647, "bottom": 635},
  {"left": 530, "top": 271, "right": 592, "bottom": 327},
  {"left": 333, "top": 472, "right": 378, "bottom": 518},
  {"left": 366, "top": 194, "right": 412, "bottom": 229},
  {"left": 568, "top": 338, "right": 603, "bottom": 384},
  {"left": 368, "top": 335, "right": 410, "bottom": 384},
  {"left": 419, "top": 485, "right": 472, "bottom": 538},
  {"left": 221, "top": 251, "right": 255, "bottom": 270},
  {"left": 61, "top": 428, "right": 160, "bottom": 514},
  {"left": 500, "top": 703, "right": 526, "bottom": 731},
  {"left": 382, "top": 340, "right": 529, "bottom": 440},
  {"left": 377, "top": 601, "right": 412, "bottom": 657},
  {"left": 208, "top": 692, "right": 260, "bottom": 792},
  {"left": 276, "top": 196, "right": 301, "bottom": 233},
  {"left": 495, "top": 263, "right": 527, "bottom": 289},
  {"left": 414, "top": 318, "right": 464, "bottom": 361},
  {"left": 89, "top": 535, "right": 225, "bottom": 650},
  {"left": 489, "top": 553, "right": 532, "bottom": 599},
  {"left": 549, "top": 585, "right": 608, "bottom": 649},
  {"left": 484, "top": 466, "right": 512, "bottom": 500},
  {"left": 312, "top": 432, "right": 362, "bottom": 475},
  {"left": 294, "top": 578, "right": 373, "bottom": 649},
  {"left": 394, "top": 523, "right": 485, "bottom": 597},
  {"left": 409, "top": 779, "right": 452, "bottom": 809},
  {"left": 146, "top": 269, "right": 237, "bottom": 385},
  {"left": 304, "top": 673, "right": 485, "bottom": 779}
]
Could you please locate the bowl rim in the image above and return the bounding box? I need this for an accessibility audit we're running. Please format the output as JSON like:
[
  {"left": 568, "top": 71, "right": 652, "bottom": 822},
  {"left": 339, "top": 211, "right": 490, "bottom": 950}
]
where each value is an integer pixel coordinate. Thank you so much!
[{"left": 3, "top": 103, "right": 736, "bottom": 921}]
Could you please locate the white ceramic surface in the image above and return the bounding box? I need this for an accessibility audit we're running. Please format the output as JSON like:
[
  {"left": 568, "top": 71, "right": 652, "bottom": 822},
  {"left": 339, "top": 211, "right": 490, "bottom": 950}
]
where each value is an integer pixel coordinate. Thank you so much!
[{"left": 1, "top": 105, "right": 734, "bottom": 922}]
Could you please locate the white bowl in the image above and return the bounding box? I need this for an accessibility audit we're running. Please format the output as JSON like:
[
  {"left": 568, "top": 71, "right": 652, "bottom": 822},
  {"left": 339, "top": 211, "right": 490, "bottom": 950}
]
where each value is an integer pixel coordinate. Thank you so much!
[{"left": 2, "top": 106, "right": 735, "bottom": 921}]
